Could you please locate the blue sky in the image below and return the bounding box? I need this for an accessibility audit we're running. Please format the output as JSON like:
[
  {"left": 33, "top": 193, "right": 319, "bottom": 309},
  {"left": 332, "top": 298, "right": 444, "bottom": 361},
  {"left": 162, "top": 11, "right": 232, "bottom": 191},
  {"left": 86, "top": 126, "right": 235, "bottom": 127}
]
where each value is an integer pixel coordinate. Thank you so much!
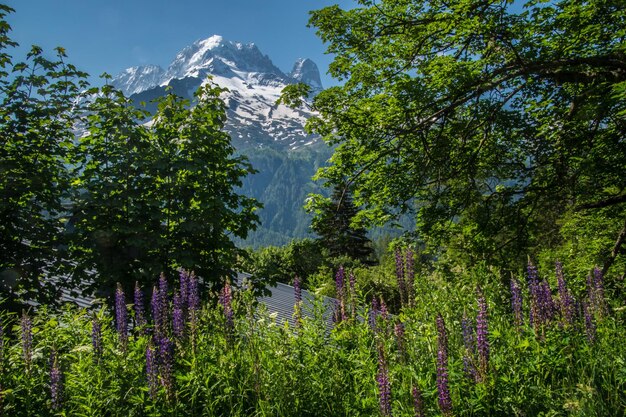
[{"left": 3, "top": 0, "right": 354, "bottom": 88}]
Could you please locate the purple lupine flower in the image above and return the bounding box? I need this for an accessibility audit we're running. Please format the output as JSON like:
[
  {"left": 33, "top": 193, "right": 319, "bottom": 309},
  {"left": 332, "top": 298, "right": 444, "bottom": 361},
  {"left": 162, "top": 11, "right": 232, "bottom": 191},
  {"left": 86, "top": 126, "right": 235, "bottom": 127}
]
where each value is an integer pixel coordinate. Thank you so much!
[
  {"left": 556, "top": 262, "right": 574, "bottom": 326},
  {"left": 187, "top": 272, "right": 200, "bottom": 349},
  {"left": 380, "top": 297, "right": 389, "bottom": 321},
  {"left": 436, "top": 314, "right": 452, "bottom": 416},
  {"left": 151, "top": 285, "right": 162, "bottom": 336},
  {"left": 220, "top": 280, "right": 234, "bottom": 333},
  {"left": 21, "top": 311, "right": 32, "bottom": 371},
  {"left": 369, "top": 297, "right": 379, "bottom": 332},
  {"left": 349, "top": 271, "right": 357, "bottom": 318},
  {"left": 146, "top": 343, "right": 159, "bottom": 400},
  {"left": 92, "top": 315, "right": 103, "bottom": 359},
  {"left": 158, "top": 274, "right": 169, "bottom": 332},
  {"left": 49, "top": 350, "right": 63, "bottom": 410},
  {"left": 593, "top": 267, "right": 607, "bottom": 316},
  {"left": 134, "top": 281, "right": 147, "bottom": 330},
  {"left": 335, "top": 266, "right": 347, "bottom": 321},
  {"left": 510, "top": 278, "right": 524, "bottom": 329},
  {"left": 527, "top": 261, "right": 543, "bottom": 336},
  {"left": 476, "top": 289, "right": 489, "bottom": 382},
  {"left": 412, "top": 385, "right": 425, "bottom": 417},
  {"left": 395, "top": 248, "right": 406, "bottom": 307},
  {"left": 583, "top": 301, "right": 596, "bottom": 343},
  {"left": 159, "top": 336, "right": 174, "bottom": 401},
  {"left": 376, "top": 347, "right": 392, "bottom": 417},
  {"left": 172, "top": 291, "right": 184, "bottom": 339},
  {"left": 115, "top": 283, "right": 128, "bottom": 352},
  {"left": 394, "top": 321, "right": 406, "bottom": 360},
  {"left": 187, "top": 272, "right": 199, "bottom": 313},
  {"left": 586, "top": 273, "right": 595, "bottom": 313},
  {"left": 406, "top": 248, "right": 415, "bottom": 307},
  {"left": 179, "top": 269, "right": 190, "bottom": 313},
  {"left": 461, "top": 311, "right": 476, "bottom": 381},
  {"left": 294, "top": 275, "right": 302, "bottom": 304}
]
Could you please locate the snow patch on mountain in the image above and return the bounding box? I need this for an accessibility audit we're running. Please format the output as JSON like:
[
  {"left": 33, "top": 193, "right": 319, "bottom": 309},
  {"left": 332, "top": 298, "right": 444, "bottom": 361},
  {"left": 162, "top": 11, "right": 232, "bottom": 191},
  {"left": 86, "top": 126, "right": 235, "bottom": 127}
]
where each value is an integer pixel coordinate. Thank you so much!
[{"left": 111, "top": 35, "right": 323, "bottom": 150}]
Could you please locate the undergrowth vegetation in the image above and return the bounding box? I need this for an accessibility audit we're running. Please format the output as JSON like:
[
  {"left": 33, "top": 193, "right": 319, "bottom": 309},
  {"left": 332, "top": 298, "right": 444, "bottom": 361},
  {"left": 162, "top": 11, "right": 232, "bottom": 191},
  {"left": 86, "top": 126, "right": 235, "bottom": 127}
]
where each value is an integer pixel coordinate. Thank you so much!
[{"left": 0, "top": 261, "right": 624, "bottom": 417}]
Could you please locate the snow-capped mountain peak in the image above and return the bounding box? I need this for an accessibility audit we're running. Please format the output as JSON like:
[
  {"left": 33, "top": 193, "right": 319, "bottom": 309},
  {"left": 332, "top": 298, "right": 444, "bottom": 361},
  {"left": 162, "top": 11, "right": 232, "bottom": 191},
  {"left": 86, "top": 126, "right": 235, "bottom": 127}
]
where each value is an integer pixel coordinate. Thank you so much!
[
  {"left": 290, "top": 58, "right": 323, "bottom": 92},
  {"left": 110, "top": 64, "right": 164, "bottom": 96},
  {"left": 111, "top": 35, "right": 322, "bottom": 150}
]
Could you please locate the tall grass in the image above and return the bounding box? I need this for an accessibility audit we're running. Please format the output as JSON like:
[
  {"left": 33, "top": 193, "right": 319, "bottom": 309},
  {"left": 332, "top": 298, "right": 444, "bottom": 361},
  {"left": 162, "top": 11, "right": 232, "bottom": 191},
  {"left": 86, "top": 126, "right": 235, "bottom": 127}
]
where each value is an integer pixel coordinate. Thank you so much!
[{"left": 0, "top": 262, "right": 624, "bottom": 416}]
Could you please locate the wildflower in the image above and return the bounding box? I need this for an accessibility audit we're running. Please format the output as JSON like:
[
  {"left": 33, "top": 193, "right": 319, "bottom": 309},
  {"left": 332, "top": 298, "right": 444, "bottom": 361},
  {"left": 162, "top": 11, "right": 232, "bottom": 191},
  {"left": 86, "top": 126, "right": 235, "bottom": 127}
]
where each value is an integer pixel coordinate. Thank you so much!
[
  {"left": 92, "top": 314, "right": 103, "bottom": 359},
  {"left": 49, "top": 350, "right": 63, "bottom": 410},
  {"left": 187, "top": 272, "right": 200, "bottom": 348},
  {"left": 349, "top": 271, "right": 357, "bottom": 318},
  {"left": 335, "top": 266, "right": 346, "bottom": 321},
  {"left": 179, "top": 269, "right": 189, "bottom": 313},
  {"left": 172, "top": 291, "right": 184, "bottom": 339},
  {"left": 593, "top": 267, "right": 607, "bottom": 316},
  {"left": 556, "top": 262, "right": 574, "bottom": 326},
  {"left": 476, "top": 288, "right": 489, "bottom": 382},
  {"left": 377, "top": 347, "right": 392, "bottom": 417},
  {"left": 412, "top": 385, "right": 425, "bottom": 417},
  {"left": 159, "top": 336, "right": 174, "bottom": 401},
  {"left": 158, "top": 274, "right": 169, "bottom": 332},
  {"left": 461, "top": 311, "right": 476, "bottom": 380},
  {"left": 369, "top": 297, "right": 379, "bottom": 332},
  {"left": 406, "top": 248, "right": 415, "bottom": 307},
  {"left": 220, "top": 280, "right": 234, "bottom": 333},
  {"left": 187, "top": 272, "right": 199, "bottom": 313},
  {"left": 583, "top": 301, "right": 596, "bottom": 343},
  {"left": 134, "top": 281, "right": 147, "bottom": 329},
  {"left": 380, "top": 297, "right": 389, "bottom": 320},
  {"left": 436, "top": 314, "right": 452, "bottom": 416},
  {"left": 510, "top": 278, "right": 524, "bottom": 329},
  {"left": 146, "top": 343, "right": 159, "bottom": 400},
  {"left": 115, "top": 283, "right": 128, "bottom": 352},
  {"left": 395, "top": 248, "right": 406, "bottom": 306},
  {"left": 151, "top": 285, "right": 162, "bottom": 336},
  {"left": 21, "top": 311, "right": 32, "bottom": 372}
]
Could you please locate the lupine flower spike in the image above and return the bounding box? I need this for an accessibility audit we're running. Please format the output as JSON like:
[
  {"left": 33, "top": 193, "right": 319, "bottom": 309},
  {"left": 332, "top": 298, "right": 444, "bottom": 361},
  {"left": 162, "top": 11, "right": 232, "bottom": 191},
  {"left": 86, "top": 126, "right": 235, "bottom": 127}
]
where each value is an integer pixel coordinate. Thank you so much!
[
  {"left": 92, "top": 314, "right": 103, "bottom": 359},
  {"left": 395, "top": 248, "right": 406, "bottom": 307},
  {"left": 146, "top": 343, "right": 159, "bottom": 400},
  {"left": 115, "top": 283, "right": 128, "bottom": 352},
  {"left": 436, "top": 314, "right": 452, "bottom": 416},
  {"left": 21, "top": 311, "right": 32, "bottom": 373},
  {"left": 134, "top": 281, "right": 147, "bottom": 330},
  {"left": 335, "top": 266, "right": 347, "bottom": 321},
  {"left": 49, "top": 350, "right": 63, "bottom": 410},
  {"left": 159, "top": 336, "right": 175, "bottom": 401},
  {"left": 376, "top": 346, "right": 392, "bottom": 417},
  {"left": 476, "top": 287, "right": 490, "bottom": 382},
  {"left": 556, "top": 262, "right": 574, "bottom": 326},
  {"left": 405, "top": 248, "right": 415, "bottom": 307},
  {"left": 510, "top": 277, "right": 523, "bottom": 330},
  {"left": 172, "top": 291, "right": 185, "bottom": 339},
  {"left": 412, "top": 385, "right": 425, "bottom": 417}
]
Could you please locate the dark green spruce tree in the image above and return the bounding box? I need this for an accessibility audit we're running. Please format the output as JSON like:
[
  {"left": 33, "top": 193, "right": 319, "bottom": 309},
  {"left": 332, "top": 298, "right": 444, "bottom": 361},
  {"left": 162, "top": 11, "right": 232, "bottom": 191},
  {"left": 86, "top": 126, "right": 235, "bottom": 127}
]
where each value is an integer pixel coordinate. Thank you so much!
[{"left": 310, "top": 184, "right": 374, "bottom": 263}]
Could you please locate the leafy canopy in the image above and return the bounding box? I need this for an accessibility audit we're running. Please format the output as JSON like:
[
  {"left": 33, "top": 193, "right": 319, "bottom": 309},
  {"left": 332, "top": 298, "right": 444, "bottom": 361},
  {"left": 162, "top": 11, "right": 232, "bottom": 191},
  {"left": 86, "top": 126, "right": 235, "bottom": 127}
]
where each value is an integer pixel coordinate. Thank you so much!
[{"left": 305, "top": 0, "right": 626, "bottom": 274}]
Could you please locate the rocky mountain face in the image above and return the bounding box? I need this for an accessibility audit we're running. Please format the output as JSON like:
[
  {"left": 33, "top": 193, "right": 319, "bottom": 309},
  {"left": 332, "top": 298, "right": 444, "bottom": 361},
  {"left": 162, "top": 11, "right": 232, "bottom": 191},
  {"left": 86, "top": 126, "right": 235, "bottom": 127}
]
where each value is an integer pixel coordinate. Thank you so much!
[
  {"left": 111, "top": 35, "right": 323, "bottom": 151},
  {"left": 111, "top": 35, "right": 329, "bottom": 246}
]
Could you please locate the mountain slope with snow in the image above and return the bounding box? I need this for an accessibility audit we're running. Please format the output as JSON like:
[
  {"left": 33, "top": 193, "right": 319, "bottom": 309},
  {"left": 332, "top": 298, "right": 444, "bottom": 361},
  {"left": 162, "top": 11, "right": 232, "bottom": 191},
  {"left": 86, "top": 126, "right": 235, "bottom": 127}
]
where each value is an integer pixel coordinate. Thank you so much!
[{"left": 111, "top": 35, "right": 322, "bottom": 151}]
